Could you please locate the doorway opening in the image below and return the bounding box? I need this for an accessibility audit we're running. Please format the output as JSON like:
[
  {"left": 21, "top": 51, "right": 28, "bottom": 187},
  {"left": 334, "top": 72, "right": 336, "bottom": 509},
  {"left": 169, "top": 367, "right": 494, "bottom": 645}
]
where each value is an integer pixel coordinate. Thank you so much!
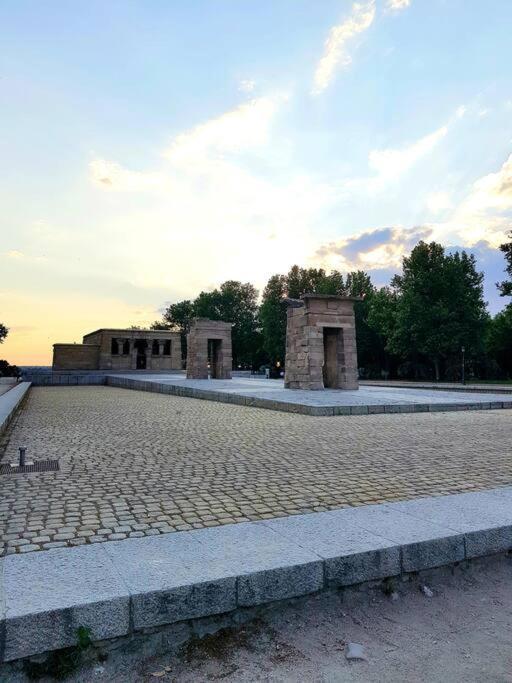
[
  {"left": 322, "top": 327, "right": 342, "bottom": 388},
  {"left": 208, "top": 339, "right": 222, "bottom": 379},
  {"left": 134, "top": 340, "right": 148, "bottom": 370}
]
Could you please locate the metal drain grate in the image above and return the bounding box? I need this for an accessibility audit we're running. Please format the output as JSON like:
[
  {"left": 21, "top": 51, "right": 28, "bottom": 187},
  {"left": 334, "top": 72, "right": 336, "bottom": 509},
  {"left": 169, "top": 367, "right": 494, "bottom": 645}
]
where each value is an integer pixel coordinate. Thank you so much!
[{"left": 0, "top": 459, "right": 60, "bottom": 475}]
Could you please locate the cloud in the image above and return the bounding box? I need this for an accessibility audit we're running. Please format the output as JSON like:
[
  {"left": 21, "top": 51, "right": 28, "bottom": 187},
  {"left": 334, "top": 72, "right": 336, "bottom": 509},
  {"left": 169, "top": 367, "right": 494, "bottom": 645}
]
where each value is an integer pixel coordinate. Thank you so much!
[
  {"left": 163, "top": 96, "right": 282, "bottom": 166},
  {"left": 338, "top": 119, "right": 453, "bottom": 199},
  {"left": 315, "top": 225, "right": 433, "bottom": 271},
  {"left": 90, "top": 159, "right": 167, "bottom": 192},
  {"left": 426, "top": 191, "right": 453, "bottom": 214},
  {"left": 312, "top": 1, "right": 376, "bottom": 95},
  {"left": 440, "top": 153, "right": 512, "bottom": 245},
  {"left": 238, "top": 79, "right": 256, "bottom": 93},
  {"left": 312, "top": 154, "right": 512, "bottom": 312},
  {"left": 87, "top": 95, "right": 336, "bottom": 292},
  {"left": 368, "top": 124, "right": 448, "bottom": 181},
  {"left": 2, "top": 250, "right": 46, "bottom": 263},
  {"left": 386, "top": 0, "right": 411, "bottom": 10}
]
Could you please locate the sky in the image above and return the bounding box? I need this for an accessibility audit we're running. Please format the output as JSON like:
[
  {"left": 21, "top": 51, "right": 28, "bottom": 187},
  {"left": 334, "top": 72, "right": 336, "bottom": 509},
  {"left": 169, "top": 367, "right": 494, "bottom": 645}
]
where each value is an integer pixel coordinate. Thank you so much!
[{"left": 1, "top": 0, "right": 512, "bottom": 365}]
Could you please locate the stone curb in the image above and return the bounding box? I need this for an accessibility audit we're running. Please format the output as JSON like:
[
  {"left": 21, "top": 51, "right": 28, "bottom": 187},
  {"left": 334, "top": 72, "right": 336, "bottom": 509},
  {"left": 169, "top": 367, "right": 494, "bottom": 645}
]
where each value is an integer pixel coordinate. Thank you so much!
[
  {"left": 2, "top": 486, "right": 512, "bottom": 662},
  {"left": 106, "top": 376, "right": 512, "bottom": 417},
  {"left": 361, "top": 381, "right": 512, "bottom": 394},
  {"left": 0, "top": 382, "right": 31, "bottom": 437}
]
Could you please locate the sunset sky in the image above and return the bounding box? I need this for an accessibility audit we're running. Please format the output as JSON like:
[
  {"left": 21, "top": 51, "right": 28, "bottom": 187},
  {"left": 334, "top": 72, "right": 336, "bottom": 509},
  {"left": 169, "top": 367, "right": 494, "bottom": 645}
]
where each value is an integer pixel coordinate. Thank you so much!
[{"left": 2, "top": 0, "right": 512, "bottom": 365}]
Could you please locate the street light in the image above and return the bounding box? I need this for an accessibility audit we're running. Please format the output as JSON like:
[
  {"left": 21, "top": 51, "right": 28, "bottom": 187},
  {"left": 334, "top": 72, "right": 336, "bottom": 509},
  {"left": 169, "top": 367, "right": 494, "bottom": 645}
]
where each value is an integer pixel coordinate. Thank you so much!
[{"left": 461, "top": 346, "right": 466, "bottom": 385}]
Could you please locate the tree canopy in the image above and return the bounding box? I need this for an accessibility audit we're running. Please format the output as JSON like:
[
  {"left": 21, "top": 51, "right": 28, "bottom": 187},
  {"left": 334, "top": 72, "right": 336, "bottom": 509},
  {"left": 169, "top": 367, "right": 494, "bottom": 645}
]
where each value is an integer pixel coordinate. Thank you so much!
[
  {"left": 498, "top": 230, "right": 512, "bottom": 297},
  {"left": 151, "top": 238, "right": 511, "bottom": 380},
  {"left": 385, "top": 242, "right": 488, "bottom": 380}
]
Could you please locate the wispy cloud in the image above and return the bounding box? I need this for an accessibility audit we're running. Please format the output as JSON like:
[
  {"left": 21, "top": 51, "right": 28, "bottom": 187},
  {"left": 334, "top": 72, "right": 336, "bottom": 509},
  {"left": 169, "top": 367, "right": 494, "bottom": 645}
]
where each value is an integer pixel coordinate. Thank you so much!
[
  {"left": 87, "top": 95, "right": 335, "bottom": 291},
  {"left": 385, "top": 0, "right": 411, "bottom": 11},
  {"left": 443, "top": 153, "right": 512, "bottom": 245},
  {"left": 312, "top": 1, "right": 376, "bottom": 95},
  {"left": 238, "top": 79, "right": 256, "bottom": 93},
  {"left": 368, "top": 124, "right": 448, "bottom": 181},
  {"left": 163, "top": 96, "right": 283, "bottom": 166}
]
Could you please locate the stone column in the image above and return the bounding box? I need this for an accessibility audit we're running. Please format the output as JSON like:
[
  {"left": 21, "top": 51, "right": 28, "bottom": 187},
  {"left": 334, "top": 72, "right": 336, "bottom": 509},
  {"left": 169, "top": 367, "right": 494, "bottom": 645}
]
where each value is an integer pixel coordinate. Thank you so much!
[
  {"left": 158, "top": 341, "right": 165, "bottom": 356},
  {"left": 117, "top": 338, "right": 126, "bottom": 356}
]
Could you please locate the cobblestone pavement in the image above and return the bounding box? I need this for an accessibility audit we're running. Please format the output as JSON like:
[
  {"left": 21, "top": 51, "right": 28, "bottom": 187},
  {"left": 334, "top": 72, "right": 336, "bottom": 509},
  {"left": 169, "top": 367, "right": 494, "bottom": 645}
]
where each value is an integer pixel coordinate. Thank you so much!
[{"left": 1, "top": 386, "right": 512, "bottom": 555}]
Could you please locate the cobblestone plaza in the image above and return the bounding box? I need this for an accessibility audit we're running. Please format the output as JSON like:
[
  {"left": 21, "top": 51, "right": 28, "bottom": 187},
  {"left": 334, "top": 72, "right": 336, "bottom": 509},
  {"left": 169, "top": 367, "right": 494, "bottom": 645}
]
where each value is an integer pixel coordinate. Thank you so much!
[{"left": 1, "top": 385, "right": 512, "bottom": 555}]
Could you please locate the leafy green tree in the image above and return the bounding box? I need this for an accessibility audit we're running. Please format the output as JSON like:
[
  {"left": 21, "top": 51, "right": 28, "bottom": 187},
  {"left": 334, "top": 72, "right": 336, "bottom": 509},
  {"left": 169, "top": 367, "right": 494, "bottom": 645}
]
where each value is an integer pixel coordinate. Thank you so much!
[
  {"left": 497, "top": 230, "right": 512, "bottom": 297},
  {"left": 192, "top": 281, "right": 261, "bottom": 368},
  {"left": 153, "top": 299, "right": 195, "bottom": 360},
  {"left": 259, "top": 275, "right": 288, "bottom": 366},
  {"left": 387, "top": 242, "right": 488, "bottom": 381},
  {"left": 344, "top": 271, "right": 385, "bottom": 376},
  {"left": 0, "top": 323, "right": 7, "bottom": 344},
  {"left": 156, "top": 300, "right": 195, "bottom": 334},
  {"left": 486, "top": 305, "right": 512, "bottom": 378}
]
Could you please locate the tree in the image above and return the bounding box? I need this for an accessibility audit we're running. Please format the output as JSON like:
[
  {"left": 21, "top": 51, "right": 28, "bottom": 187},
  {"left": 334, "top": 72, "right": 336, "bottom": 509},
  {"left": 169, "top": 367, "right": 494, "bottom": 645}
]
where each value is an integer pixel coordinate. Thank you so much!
[
  {"left": 0, "top": 323, "right": 7, "bottom": 344},
  {"left": 387, "top": 242, "right": 488, "bottom": 381},
  {"left": 497, "top": 230, "right": 512, "bottom": 297},
  {"left": 486, "top": 305, "right": 512, "bottom": 378},
  {"left": 344, "top": 271, "right": 386, "bottom": 376},
  {"left": 157, "top": 283, "right": 261, "bottom": 368},
  {"left": 208, "top": 281, "right": 261, "bottom": 368},
  {"left": 367, "top": 286, "right": 400, "bottom": 377},
  {"left": 259, "top": 275, "right": 288, "bottom": 366},
  {"left": 0, "top": 359, "right": 19, "bottom": 378},
  {"left": 156, "top": 300, "right": 195, "bottom": 334}
]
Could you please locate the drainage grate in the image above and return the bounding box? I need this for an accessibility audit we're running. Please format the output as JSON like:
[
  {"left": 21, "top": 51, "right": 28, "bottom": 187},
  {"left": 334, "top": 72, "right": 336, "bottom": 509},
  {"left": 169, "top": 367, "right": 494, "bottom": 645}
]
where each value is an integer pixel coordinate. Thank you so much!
[{"left": 0, "top": 459, "right": 60, "bottom": 475}]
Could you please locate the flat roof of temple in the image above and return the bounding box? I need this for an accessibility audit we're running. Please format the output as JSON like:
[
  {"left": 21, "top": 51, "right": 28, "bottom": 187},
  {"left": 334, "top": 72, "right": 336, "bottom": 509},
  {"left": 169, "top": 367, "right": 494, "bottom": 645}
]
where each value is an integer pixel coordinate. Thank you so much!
[{"left": 83, "top": 328, "right": 180, "bottom": 336}]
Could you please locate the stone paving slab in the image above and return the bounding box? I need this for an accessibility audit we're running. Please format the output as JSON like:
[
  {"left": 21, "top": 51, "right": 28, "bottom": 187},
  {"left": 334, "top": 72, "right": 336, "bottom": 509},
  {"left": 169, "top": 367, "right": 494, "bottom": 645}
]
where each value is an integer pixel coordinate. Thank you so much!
[
  {"left": 108, "top": 373, "right": 512, "bottom": 416},
  {"left": 362, "top": 380, "right": 512, "bottom": 394},
  {"left": 2, "top": 486, "right": 512, "bottom": 663},
  {"left": 2, "top": 386, "right": 512, "bottom": 555}
]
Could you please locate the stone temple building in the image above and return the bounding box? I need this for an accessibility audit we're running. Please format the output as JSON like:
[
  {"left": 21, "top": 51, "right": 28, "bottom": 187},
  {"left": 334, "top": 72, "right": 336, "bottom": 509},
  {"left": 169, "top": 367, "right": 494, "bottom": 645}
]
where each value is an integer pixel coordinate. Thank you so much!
[
  {"left": 284, "top": 294, "right": 360, "bottom": 390},
  {"left": 52, "top": 328, "right": 182, "bottom": 372},
  {"left": 186, "top": 319, "right": 233, "bottom": 380}
]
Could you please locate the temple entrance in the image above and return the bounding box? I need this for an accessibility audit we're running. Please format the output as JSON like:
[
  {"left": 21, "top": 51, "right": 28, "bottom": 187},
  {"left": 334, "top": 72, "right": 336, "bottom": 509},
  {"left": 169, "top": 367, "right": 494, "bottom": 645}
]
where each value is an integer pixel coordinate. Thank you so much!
[
  {"left": 208, "top": 339, "right": 222, "bottom": 379},
  {"left": 322, "top": 328, "right": 341, "bottom": 388},
  {"left": 134, "top": 340, "right": 148, "bottom": 370}
]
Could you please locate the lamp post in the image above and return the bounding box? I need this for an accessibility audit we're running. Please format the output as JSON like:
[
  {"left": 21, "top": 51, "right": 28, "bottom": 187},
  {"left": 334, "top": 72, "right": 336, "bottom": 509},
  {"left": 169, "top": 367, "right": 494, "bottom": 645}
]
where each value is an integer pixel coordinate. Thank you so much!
[{"left": 461, "top": 346, "right": 466, "bottom": 385}]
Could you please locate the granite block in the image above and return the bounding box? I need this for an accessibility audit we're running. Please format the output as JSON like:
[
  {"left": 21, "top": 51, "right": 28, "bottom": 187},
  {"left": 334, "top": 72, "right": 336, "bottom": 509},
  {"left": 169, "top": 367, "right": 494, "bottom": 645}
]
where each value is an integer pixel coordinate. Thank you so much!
[
  {"left": 3, "top": 545, "right": 130, "bottom": 661},
  {"left": 188, "top": 523, "right": 324, "bottom": 606},
  {"left": 104, "top": 532, "right": 236, "bottom": 629}
]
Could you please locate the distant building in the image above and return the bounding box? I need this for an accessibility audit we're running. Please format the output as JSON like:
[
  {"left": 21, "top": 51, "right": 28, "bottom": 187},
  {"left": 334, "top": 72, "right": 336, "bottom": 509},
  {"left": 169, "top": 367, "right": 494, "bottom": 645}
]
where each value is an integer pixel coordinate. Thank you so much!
[{"left": 52, "top": 328, "right": 182, "bottom": 372}]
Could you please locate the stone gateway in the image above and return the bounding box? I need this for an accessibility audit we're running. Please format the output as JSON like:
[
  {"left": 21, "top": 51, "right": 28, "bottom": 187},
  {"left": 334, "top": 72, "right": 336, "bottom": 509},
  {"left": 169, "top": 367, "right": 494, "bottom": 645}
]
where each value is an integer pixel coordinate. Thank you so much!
[
  {"left": 284, "top": 294, "right": 360, "bottom": 391},
  {"left": 186, "top": 319, "right": 233, "bottom": 379}
]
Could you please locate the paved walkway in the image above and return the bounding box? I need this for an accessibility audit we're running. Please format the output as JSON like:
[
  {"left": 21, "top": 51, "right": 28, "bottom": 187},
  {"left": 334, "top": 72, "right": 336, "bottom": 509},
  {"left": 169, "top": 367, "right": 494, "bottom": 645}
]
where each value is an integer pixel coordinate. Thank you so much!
[
  {"left": 113, "top": 373, "right": 512, "bottom": 410},
  {"left": 1, "top": 386, "right": 512, "bottom": 554},
  {"left": 0, "top": 383, "right": 15, "bottom": 397}
]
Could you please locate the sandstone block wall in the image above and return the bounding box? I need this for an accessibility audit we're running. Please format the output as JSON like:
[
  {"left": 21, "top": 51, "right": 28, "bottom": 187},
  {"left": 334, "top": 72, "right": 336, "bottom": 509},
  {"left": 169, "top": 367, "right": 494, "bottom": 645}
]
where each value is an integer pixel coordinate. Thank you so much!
[
  {"left": 186, "top": 319, "right": 232, "bottom": 379},
  {"left": 52, "top": 344, "right": 100, "bottom": 371},
  {"left": 284, "top": 294, "right": 359, "bottom": 391}
]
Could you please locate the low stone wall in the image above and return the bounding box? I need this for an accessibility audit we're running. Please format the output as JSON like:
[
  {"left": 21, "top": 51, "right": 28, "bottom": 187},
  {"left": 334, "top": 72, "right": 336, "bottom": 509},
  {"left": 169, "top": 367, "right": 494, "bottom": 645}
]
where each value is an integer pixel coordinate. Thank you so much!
[
  {"left": 0, "top": 382, "right": 31, "bottom": 436},
  {"left": 22, "top": 371, "right": 184, "bottom": 386},
  {"left": 2, "top": 486, "right": 512, "bottom": 666}
]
